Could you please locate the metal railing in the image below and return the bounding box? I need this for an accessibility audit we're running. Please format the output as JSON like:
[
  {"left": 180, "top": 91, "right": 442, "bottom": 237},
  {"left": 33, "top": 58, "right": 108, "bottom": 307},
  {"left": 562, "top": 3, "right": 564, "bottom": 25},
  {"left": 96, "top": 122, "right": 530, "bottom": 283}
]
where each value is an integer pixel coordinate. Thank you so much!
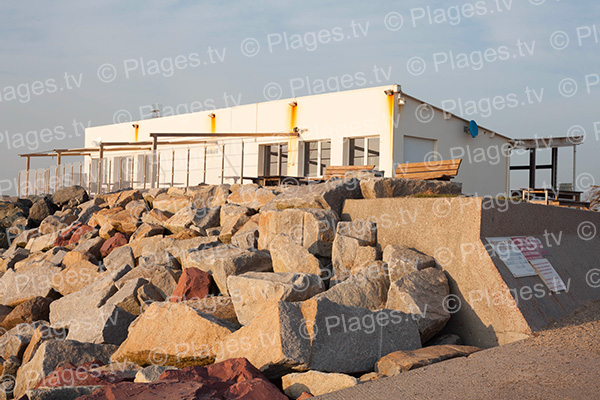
[{"left": 17, "top": 139, "right": 261, "bottom": 197}]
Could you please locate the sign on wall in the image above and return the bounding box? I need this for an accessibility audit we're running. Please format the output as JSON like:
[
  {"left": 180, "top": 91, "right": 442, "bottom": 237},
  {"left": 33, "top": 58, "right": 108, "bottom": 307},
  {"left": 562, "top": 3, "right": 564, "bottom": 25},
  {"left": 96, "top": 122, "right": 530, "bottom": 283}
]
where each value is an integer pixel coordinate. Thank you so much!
[{"left": 485, "top": 237, "right": 537, "bottom": 278}]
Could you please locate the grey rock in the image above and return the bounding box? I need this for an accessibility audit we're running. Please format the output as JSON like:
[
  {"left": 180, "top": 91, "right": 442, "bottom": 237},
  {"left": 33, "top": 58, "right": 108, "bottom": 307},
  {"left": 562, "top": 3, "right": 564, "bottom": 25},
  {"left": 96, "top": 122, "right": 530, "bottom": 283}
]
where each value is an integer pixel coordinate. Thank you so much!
[
  {"left": 164, "top": 206, "right": 220, "bottom": 234},
  {"left": 228, "top": 271, "right": 325, "bottom": 325},
  {"left": 335, "top": 220, "right": 377, "bottom": 245},
  {"left": 184, "top": 245, "right": 272, "bottom": 295},
  {"left": 105, "top": 278, "right": 148, "bottom": 315},
  {"left": 51, "top": 186, "right": 89, "bottom": 208},
  {"left": 134, "top": 365, "right": 178, "bottom": 383},
  {"left": 383, "top": 245, "right": 436, "bottom": 282},
  {"left": 0, "top": 262, "right": 61, "bottom": 307},
  {"left": 66, "top": 304, "right": 136, "bottom": 345},
  {"left": 25, "top": 386, "right": 104, "bottom": 400},
  {"left": 386, "top": 268, "right": 450, "bottom": 343},
  {"left": 282, "top": 370, "right": 358, "bottom": 399},
  {"left": 103, "top": 246, "right": 135, "bottom": 271},
  {"left": 360, "top": 177, "right": 462, "bottom": 199},
  {"left": 14, "top": 340, "right": 117, "bottom": 398},
  {"left": 73, "top": 237, "right": 105, "bottom": 260},
  {"left": 258, "top": 208, "right": 338, "bottom": 258}
]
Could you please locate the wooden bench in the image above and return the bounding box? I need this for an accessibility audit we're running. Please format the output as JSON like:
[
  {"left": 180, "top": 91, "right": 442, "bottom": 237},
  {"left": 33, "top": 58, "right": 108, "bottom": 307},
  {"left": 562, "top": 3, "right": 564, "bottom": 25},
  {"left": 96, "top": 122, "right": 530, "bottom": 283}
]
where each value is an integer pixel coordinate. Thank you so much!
[
  {"left": 395, "top": 159, "right": 462, "bottom": 181},
  {"left": 323, "top": 165, "right": 376, "bottom": 180}
]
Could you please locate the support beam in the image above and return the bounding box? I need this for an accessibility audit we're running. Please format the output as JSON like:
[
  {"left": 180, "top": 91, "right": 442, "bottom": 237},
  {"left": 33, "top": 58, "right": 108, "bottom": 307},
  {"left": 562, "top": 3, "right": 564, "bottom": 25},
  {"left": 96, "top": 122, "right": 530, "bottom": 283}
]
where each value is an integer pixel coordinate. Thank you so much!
[
  {"left": 25, "top": 156, "right": 30, "bottom": 197},
  {"left": 529, "top": 149, "right": 536, "bottom": 189},
  {"left": 551, "top": 147, "right": 558, "bottom": 189}
]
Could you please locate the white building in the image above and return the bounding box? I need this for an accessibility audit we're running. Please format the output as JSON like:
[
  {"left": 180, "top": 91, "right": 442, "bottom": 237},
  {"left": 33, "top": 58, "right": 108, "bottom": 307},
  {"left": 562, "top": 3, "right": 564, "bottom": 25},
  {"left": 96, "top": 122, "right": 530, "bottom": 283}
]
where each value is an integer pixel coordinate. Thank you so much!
[{"left": 23, "top": 84, "right": 513, "bottom": 197}]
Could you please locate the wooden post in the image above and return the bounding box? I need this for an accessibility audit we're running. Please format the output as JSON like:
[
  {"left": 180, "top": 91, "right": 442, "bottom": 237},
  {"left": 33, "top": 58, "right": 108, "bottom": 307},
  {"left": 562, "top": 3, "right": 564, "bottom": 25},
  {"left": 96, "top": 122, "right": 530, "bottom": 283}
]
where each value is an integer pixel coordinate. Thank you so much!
[
  {"left": 551, "top": 147, "right": 558, "bottom": 190},
  {"left": 203, "top": 145, "right": 207, "bottom": 183},
  {"left": 151, "top": 136, "right": 158, "bottom": 188},
  {"left": 239, "top": 140, "right": 244, "bottom": 183},
  {"left": 528, "top": 149, "right": 536, "bottom": 189},
  {"left": 156, "top": 152, "right": 161, "bottom": 188},
  {"left": 55, "top": 152, "right": 62, "bottom": 192},
  {"left": 221, "top": 143, "right": 225, "bottom": 184},
  {"left": 171, "top": 149, "right": 175, "bottom": 187},
  {"left": 143, "top": 154, "right": 147, "bottom": 189},
  {"left": 88, "top": 162, "right": 92, "bottom": 194},
  {"left": 277, "top": 144, "right": 282, "bottom": 176},
  {"left": 34, "top": 170, "right": 38, "bottom": 195},
  {"left": 25, "top": 156, "right": 30, "bottom": 197},
  {"left": 98, "top": 144, "right": 104, "bottom": 194},
  {"left": 108, "top": 158, "right": 112, "bottom": 192},
  {"left": 79, "top": 163, "right": 82, "bottom": 186},
  {"left": 70, "top": 164, "right": 74, "bottom": 186},
  {"left": 186, "top": 148, "right": 190, "bottom": 188}
]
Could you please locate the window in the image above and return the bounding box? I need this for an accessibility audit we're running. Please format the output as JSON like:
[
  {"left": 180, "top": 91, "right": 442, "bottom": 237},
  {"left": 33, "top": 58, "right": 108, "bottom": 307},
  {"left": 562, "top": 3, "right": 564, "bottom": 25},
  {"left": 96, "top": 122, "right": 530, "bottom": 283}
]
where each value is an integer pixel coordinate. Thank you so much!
[
  {"left": 349, "top": 137, "right": 379, "bottom": 168},
  {"left": 263, "top": 143, "right": 288, "bottom": 176},
  {"left": 303, "top": 140, "right": 331, "bottom": 177}
]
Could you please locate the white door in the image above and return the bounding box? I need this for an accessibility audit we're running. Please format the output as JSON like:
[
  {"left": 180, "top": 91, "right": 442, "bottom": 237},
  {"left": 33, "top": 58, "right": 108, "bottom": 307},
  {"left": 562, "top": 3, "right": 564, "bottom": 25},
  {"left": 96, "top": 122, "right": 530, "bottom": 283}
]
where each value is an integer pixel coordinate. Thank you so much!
[{"left": 403, "top": 136, "right": 436, "bottom": 163}]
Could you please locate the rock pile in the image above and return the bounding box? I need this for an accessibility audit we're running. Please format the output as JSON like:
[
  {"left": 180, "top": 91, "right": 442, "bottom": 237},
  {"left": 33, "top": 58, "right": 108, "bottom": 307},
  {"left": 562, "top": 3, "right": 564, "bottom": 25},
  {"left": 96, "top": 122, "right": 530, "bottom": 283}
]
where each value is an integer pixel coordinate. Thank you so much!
[{"left": 0, "top": 177, "right": 470, "bottom": 399}]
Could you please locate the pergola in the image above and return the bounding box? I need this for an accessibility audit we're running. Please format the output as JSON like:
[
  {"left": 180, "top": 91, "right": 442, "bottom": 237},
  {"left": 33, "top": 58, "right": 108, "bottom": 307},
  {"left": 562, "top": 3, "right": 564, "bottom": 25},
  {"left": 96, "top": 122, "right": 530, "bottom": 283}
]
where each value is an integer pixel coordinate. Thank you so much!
[
  {"left": 19, "top": 132, "right": 298, "bottom": 196},
  {"left": 509, "top": 135, "right": 584, "bottom": 190}
]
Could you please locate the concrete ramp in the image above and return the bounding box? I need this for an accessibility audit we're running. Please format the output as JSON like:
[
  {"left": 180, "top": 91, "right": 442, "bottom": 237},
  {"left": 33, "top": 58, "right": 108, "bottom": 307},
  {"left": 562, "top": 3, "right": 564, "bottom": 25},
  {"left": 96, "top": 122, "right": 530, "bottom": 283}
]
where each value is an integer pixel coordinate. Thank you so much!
[{"left": 341, "top": 197, "right": 600, "bottom": 347}]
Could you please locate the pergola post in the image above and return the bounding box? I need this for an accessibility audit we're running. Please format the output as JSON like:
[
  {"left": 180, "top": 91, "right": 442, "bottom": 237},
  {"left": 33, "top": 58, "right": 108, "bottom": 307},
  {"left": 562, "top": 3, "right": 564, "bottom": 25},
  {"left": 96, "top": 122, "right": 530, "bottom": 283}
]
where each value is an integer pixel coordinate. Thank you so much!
[
  {"left": 551, "top": 147, "right": 558, "bottom": 190},
  {"left": 25, "top": 156, "right": 31, "bottom": 197},
  {"left": 572, "top": 145, "right": 577, "bottom": 188},
  {"left": 151, "top": 136, "right": 158, "bottom": 188},
  {"left": 55, "top": 152, "right": 62, "bottom": 192},
  {"left": 98, "top": 144, "right": 104, "bottom": 194},
  {"left": 528, "top": 149, "right": 536, "bottom": 189}
]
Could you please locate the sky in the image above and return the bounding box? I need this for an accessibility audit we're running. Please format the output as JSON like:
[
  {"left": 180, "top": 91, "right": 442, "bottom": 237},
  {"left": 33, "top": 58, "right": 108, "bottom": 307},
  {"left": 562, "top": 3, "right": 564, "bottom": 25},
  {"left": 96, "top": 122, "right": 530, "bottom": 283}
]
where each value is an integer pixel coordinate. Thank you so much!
[{"left": 1, "top": 0, "right": 599, "bottom": 196}]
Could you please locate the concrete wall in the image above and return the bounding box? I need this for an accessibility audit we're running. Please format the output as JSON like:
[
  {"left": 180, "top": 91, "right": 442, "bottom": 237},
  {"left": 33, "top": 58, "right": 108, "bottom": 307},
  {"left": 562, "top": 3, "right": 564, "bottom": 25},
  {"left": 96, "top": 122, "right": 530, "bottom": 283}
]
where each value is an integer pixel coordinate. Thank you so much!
[{"left": 341, "top": 197, "right": 600, "bottom": 348}]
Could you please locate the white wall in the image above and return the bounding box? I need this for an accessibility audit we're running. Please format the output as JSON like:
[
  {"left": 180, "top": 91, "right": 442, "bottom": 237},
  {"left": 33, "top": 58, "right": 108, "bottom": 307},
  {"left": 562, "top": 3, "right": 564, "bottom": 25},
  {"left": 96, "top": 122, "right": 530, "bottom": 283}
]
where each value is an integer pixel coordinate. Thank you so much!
[
  {"left": 84, "top": 85, "right": 510, "bottom": 195},
  {"left": 395, "top": 95, "right": 511, "bottom": 196}
]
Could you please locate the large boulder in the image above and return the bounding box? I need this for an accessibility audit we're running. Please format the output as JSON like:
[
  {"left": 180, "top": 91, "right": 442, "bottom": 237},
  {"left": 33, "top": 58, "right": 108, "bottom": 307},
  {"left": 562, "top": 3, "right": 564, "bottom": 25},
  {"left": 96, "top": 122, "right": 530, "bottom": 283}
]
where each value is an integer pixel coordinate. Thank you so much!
[
  {"left": 258, "top": 208, "right": 337, "bottom": 258},
  {"left": 215, "top": 301, "right": 311, "bottom": 377},
  {"left": 386, "top": 268, "right": 450, "bottom": 343},
  {"left": 360, "top": 177, "right": 462, "bottom": 199},
  {"left": 0, "top": 247, "right": 29, "bottom": 272},
  {"left": 269, "top": 234, "right": 326, "bottom": 277},
  {"left": 336, "top": 220, "right": 377, "bottom": 245},
  {"left": 0, "top": 296, "right": 52, "bottom": 331},
  {"left": 170, "top": 268, "right": 213, "bottom": 302},
  {"left": 129, "top": 223, "right": 164, "bottom": 242},
  {"left": 227, "top": 186, "right": 278, "bottom": 210},
  {"left": 267, "top": 179, "right": 362, "bottom": 216},
  {"left": 49, "top": 265, "right": 131, "bottom": 330},
  {"left": 300, "top": 298, "right": 421, "bottom": 373},
  {"left": 164, "top": 205, "right": 220, "bottom": 234},
  {"left": 99, "top": 232, "right": 128, "bottom": 258},
  {"left": 51, "top": 186, "right": 89, "bottom": 208},
  {"left": 26, "top": 232, "right": 59, "bottom": 253},
  {"left": 282, "top": 370, "right": 358, "bottom": 399},
  {"left": 107, "top": 209, "right": 140, "bottom": 236},
  {"left": 14, "top": 340, "right": 117, "bottom": 398},
  {"left": 99, "top": 189, "right": 142, "bottom": 209},
  {"left": 103, "top": 246, "right": 135, "bottom": 271},
  {"left": 50, "top": 259, "right": 105, "bottom": 295},
  {"left": 28, "top": 197, "right": 57, "bottom": 227},
  {"left": 191, "top": 184, "right": 230, "bottom": 208},
  {"left": 375, "top": 344, "right": 483, "bottom": 376},
  {"left": 0, "top": 262, "right": 62, "bottom": 307},
  {"left": 383, "top": 245, "right": 436, "bottom": 282},
  {"left": 184, "top": 246, "right": 272, "bottom": 296},
  {"left": 228, "top": 272, "right": 325, "bottom": 325},
  {"left": 152, "top": 194, "right": 191, "bottom": 214},
  {"left": 111, "top": 301, "right": 236, "bottom": 367},
  {"left": 313, "top": 261, "right": 389, "bottom": 310},
  {"left": 66, "top": 304, "right": 136, "bottom": 345},
  {"left": 0, "top": 201, "right": 29, "bottom": 229}
]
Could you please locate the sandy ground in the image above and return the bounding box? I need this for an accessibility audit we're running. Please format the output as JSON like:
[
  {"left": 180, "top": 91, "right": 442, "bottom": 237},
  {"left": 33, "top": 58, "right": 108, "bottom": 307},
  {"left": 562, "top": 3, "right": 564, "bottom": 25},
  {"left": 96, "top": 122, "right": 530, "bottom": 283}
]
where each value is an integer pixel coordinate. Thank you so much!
[{"left": 317, "top": 301, "right": 600, "bottom": 400}]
